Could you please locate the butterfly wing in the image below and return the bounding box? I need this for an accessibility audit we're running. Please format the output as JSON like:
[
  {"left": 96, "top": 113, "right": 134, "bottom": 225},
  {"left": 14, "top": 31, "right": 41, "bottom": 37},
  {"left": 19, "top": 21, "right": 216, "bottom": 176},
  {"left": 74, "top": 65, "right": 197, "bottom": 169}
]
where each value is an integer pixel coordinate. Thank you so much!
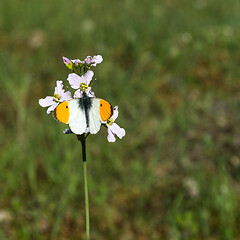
[
  {"left": 54, "top": 97, "right": 113, "bottom": 135},
  {"left": 54, "top": 99, "right": 87, "bottom": 135},
  {"left": 68, "top": 99, "right": 87, "bottom": 135},
  {"left": 54, "top": 100, "right": 71, "bottom": 124},
  {"left": 88, "top": 98, "right": 113, "bottom": 134},
  {"left": 88, "top": 98, "right": 101, "bottom": 134},
  {"left": 98, "top": 99, "right": 113, "bottom": 122}
]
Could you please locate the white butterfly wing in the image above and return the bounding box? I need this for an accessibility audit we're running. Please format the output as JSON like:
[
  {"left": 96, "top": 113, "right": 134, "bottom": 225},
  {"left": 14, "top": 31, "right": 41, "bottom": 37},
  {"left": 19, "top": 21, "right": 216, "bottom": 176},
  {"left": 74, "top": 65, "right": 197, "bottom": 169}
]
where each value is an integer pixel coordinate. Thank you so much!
[
  {"left": 68, "top": 99, "right": 87, "bottom": 135},
  {"left": 88, "top": 98, "right": 101, "bottom": 134}
]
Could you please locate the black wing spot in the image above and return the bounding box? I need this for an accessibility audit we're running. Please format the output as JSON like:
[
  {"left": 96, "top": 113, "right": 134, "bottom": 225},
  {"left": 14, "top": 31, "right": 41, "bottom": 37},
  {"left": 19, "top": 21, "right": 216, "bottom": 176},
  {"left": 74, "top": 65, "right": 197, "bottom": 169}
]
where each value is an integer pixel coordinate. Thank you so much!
[
  {"left": 100, "top": 104, "right": 102, "bottom": 107},
  {"left": 66, "top": 106, "right": 68, "bottom": 108}
]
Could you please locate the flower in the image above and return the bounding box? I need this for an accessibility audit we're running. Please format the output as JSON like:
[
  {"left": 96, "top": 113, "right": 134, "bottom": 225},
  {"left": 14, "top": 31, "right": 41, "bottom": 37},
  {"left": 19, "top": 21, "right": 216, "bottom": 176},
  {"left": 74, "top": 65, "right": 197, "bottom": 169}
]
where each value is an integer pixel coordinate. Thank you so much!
[
  {"left": 72, "top": 59, "right": 82, "bottom": 66},
  {"left": 63, "top": 56, "right": 83, "bottom": 68},
  {"left": 63, "top": 55, "right": 103, "bottom": 70},
  {"left": 62, "top": 57, "right": 73, "bottom": 70},
  {"left": 62, "top": 106, "right": 125, "bottom": 142},
  {"left": 104, "top": 106, "right": 126, "bottom": 142},
  {"left": 39, "top": 80, "right": 72, "bottom": 114},
  {"left": 85, "top": 55, "right": 103, "bottom": 67},
  {"left": 41, "top": 55, "right": 125, "bottom": 143},
  {"left": 67, "top": 70, "right": 95, "bottom": 98}
]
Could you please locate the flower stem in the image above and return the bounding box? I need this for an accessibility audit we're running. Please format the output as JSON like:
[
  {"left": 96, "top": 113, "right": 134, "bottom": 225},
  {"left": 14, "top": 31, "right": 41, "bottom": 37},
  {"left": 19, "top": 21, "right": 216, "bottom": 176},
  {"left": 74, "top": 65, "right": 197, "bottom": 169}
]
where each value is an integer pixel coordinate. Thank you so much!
[
  {"left": 83, "top": 160, "right": 90, "bottom": 240},
  {"left": 78, "top": 134, "right": 90, "bottom": 240}
]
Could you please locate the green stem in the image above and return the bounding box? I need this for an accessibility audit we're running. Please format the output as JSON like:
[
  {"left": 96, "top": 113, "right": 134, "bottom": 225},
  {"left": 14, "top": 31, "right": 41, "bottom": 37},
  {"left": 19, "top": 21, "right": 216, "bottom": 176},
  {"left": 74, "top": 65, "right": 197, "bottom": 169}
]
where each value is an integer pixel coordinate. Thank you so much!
[
  {"left": 78, "top": 134, "right": 90, "bottom": 240},
  {"left": 83, "top": 161, "right": 90, "bottom": 240}
]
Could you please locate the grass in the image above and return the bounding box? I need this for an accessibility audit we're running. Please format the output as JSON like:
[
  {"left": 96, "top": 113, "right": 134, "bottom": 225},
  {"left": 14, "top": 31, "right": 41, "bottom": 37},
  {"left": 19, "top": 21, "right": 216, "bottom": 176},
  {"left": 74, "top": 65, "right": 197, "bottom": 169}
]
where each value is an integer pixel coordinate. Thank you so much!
[{"left": 0, "top": 0, "right": 240, "bottom": 239}]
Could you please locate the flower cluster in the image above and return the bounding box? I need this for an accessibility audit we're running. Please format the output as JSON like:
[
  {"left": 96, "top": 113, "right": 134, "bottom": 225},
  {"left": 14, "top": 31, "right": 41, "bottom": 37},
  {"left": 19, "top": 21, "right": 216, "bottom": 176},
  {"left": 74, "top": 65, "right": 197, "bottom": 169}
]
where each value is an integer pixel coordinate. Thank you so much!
[{"left": 39, "top": 55, "right": 125, "bottom": 142}]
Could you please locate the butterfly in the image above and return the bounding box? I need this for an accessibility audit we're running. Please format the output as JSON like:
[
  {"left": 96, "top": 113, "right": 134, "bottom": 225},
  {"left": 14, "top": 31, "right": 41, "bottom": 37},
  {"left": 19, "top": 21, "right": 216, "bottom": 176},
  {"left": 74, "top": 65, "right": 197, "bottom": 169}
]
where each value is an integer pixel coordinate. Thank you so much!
[{"left": 54, "top": 91, "right": 113, "bottom": 134}]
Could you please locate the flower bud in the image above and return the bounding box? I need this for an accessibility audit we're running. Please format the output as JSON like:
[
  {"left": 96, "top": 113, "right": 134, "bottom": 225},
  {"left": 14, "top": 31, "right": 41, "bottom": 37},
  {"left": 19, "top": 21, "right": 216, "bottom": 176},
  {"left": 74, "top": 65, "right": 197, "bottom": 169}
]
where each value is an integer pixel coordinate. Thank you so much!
[{"left": 62, "top": 57, "right": 73, "bottom": 70}]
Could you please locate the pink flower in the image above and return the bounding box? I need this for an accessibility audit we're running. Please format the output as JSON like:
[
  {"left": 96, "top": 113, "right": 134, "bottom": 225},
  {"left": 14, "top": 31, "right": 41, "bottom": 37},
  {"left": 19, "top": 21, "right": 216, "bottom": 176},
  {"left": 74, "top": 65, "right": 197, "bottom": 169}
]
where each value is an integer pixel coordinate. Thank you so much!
[
  {"left": 72, "top": 59, "right": 83, "bottom": 66},
  {"left": 62, "top": 57, "right": 73, "bottom": 70},
  {"left": 85, "top": 55, "right": 103, "bottom": 67},
  {"left": 105, "top": 106, "right": 126, "bottom": 142},
  {"left": 67, "top": 70, "right": 95, "bottom": 98},
  {"left": 39, "top": 81, "right": 72, "bottom": 114},
  {"left": 62, "top": 57, "right": 83, "bottom": 68},
  {"left": 63, "top": 55, "right": 103, "bottom": 69}
]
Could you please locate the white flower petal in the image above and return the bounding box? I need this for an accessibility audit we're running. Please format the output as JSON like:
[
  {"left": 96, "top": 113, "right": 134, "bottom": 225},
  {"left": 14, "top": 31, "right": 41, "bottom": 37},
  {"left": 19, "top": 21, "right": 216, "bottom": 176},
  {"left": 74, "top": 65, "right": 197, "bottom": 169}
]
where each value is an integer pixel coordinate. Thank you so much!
[
  {"left": 61, "top": 91, "right": 72, "bottom": 101},
  {"left": 83, "top": 70, "right": 94, "bottom": 85},
  {"left": 67, "top": 73, "right": 81, "bottom": 89},
  {"left": 112, "top": 106, "right": 119, "bottom": 121},
  {"left": 91, "top": 55, "right": 103, "bottom": 66},
  {"left": 86, "top": 87, "right": 95, "bottom": 97},
  {"left": 39, "top": 96, "right": 54, "bottom": 107},
  {"left": 55, "top": 80, "right": 64, "bottom": 95},
  {"left": 107, "top": 128, "right": 116, "bottom": 142},
  {"left": 74, "top": 89, "right": 82, "bottom": 98},
  {"left": 46, "top": 102, "right": 58, "bottom": 114},
  {"left": 110, "top": 123, "right": 126, "bottom": 139}
]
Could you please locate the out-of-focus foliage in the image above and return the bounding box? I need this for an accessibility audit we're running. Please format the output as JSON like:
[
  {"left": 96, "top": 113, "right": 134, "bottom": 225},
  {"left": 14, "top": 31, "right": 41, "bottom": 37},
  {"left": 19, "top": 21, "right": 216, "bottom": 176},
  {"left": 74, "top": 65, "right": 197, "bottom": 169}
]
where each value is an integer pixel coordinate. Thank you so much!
[{"left": 0, "top": 0, "right": 239, "bottom": 239}]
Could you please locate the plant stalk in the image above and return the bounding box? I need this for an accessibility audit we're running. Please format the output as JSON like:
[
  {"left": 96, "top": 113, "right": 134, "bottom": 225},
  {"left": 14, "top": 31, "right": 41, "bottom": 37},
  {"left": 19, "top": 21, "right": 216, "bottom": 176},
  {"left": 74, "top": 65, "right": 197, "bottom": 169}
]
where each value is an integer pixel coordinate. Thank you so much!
[{"left": 78, "top": 134, "right": 90, "bottom": 240}]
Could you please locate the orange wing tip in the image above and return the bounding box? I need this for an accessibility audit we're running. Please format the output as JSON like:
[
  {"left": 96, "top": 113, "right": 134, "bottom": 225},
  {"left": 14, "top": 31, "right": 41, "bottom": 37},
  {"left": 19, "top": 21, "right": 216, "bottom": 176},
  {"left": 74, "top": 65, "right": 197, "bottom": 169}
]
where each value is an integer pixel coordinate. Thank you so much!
[
  {"left": 54, "top": 101, "right": 70, "bottom": 124},
  {"left": 99, "top": 99, "right": 113, "bottom": 121}
]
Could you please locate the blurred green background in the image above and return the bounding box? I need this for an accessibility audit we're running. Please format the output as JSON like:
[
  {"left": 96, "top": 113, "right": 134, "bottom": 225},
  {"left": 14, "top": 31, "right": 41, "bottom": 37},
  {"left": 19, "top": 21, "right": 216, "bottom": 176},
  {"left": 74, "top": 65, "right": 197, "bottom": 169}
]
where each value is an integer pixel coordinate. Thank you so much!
[{"left": 0, "top": 0, "right": 240, "bottom": 239}]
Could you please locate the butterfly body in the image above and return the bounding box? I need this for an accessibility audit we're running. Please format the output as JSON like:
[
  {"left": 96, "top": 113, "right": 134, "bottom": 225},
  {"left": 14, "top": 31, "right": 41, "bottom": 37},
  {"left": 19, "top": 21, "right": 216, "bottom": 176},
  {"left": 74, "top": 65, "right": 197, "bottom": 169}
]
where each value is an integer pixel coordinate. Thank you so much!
[
  {"left": 54, "top": 92, "right": 113, "bottom": 135},
  {"left": 78, "top": 91, "right": 92, "bottom": 128}
]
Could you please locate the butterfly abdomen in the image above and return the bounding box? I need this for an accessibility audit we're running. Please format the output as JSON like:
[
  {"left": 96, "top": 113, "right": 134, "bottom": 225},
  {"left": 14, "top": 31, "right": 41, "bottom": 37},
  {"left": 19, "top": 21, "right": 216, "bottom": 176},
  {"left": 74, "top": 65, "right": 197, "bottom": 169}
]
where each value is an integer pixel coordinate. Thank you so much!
[{"left": 79, "top": 92, "right": 92, "bottom": 127}]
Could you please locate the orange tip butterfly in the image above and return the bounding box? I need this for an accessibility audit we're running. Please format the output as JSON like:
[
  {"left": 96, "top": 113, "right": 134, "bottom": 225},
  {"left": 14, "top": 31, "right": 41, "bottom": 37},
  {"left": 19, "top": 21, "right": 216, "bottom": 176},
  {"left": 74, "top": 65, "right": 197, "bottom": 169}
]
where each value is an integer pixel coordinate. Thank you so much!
[{"left": 54, "top": 92, "right": 113, "bottom": 134}]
